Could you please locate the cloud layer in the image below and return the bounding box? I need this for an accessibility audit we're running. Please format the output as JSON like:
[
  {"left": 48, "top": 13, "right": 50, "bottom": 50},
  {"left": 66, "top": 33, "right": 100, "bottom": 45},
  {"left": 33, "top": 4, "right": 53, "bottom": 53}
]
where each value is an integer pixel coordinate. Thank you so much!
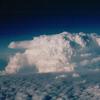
[{"left": 5, "top": 32, "right": 100, "bottom": 74}]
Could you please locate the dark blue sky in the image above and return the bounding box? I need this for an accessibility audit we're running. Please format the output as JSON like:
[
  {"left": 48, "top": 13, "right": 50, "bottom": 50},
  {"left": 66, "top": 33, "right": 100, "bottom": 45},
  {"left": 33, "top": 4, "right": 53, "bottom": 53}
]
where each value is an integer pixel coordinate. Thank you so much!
[
  {"left": 1, "top": 0, "right": 100, "bottom": 35},
  {"left": 0, "top": 0, "right": 100, "bottom": 69}
]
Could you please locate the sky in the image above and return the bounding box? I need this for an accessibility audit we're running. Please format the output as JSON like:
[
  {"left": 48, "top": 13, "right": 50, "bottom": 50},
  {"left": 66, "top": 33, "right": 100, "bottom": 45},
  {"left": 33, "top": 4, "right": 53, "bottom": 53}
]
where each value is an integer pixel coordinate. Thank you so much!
[{"left": 0, "top": 0, "right": 100, "bottom": 70}]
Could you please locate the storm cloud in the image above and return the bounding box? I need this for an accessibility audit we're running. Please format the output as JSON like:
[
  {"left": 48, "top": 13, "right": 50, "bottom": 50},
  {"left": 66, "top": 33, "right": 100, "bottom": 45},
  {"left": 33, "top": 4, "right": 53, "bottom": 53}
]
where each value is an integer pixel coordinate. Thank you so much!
[{"left": 4, "top": 32, "right": 100, "bottom": 74}]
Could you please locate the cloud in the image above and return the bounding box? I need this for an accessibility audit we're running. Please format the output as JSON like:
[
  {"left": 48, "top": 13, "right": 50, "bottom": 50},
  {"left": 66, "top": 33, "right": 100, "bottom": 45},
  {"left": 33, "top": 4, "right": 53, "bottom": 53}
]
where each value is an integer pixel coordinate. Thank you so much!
[
  {"left": 4, "top": 32, "right": 100, "bottom": 74},
  {"left": 8, "top": 41, "right": 33, "bottom": 49},
  {"left": 5, "top": 53, "right": 38, "bottom": 74},
  {"left": 0, "top": 70, "right": 6, "bottom": 75}
]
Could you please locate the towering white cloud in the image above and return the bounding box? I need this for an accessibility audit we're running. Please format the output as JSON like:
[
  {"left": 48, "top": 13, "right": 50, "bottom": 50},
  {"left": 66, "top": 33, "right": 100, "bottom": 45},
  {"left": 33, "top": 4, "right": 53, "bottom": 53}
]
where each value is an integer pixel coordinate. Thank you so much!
[{"left": 5, "top": 32, "right": 100, "bottom": 74}]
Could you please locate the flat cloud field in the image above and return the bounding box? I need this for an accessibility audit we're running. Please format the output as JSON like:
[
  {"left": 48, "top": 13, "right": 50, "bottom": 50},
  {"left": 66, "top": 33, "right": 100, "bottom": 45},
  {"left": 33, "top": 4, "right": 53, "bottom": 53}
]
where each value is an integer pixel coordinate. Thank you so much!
[{"left": 0, "top": 72, "right": 100, "bottom": 100}]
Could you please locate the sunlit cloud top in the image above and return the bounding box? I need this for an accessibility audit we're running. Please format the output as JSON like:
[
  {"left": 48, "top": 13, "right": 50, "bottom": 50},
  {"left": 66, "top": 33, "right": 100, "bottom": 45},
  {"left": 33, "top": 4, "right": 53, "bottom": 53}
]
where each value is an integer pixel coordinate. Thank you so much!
[{"left": 2, "top": 32, "right": 100, "bottom": 74}]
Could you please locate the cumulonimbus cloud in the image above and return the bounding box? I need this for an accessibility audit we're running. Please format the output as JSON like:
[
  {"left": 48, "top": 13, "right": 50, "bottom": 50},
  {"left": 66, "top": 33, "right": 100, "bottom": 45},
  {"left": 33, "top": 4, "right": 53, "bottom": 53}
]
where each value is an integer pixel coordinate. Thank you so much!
[{"left": 4, "top": 32, "right": 100, "bottom": 74}]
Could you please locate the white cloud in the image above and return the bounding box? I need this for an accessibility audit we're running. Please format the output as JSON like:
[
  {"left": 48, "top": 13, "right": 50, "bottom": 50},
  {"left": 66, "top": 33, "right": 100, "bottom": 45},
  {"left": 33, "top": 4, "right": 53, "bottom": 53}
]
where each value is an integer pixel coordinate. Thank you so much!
[
  {"left": 91, "top": 56, "right": 100, "bottom": 63},
  {"left": 72, "top": 73, "right": 80, "bottom": 77},
  {"left": 8, "top": 41, "right": 33, "bottom": 49},
  {"left": 4, "top": 32, "right": 100, "bottom": 74}
]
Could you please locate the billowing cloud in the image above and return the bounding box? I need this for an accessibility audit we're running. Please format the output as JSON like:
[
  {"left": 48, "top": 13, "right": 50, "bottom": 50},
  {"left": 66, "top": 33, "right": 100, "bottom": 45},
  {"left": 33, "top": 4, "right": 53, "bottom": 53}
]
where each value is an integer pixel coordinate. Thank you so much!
[{"left": 4, "top": 32, "right": 100, "bottom": 74}]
